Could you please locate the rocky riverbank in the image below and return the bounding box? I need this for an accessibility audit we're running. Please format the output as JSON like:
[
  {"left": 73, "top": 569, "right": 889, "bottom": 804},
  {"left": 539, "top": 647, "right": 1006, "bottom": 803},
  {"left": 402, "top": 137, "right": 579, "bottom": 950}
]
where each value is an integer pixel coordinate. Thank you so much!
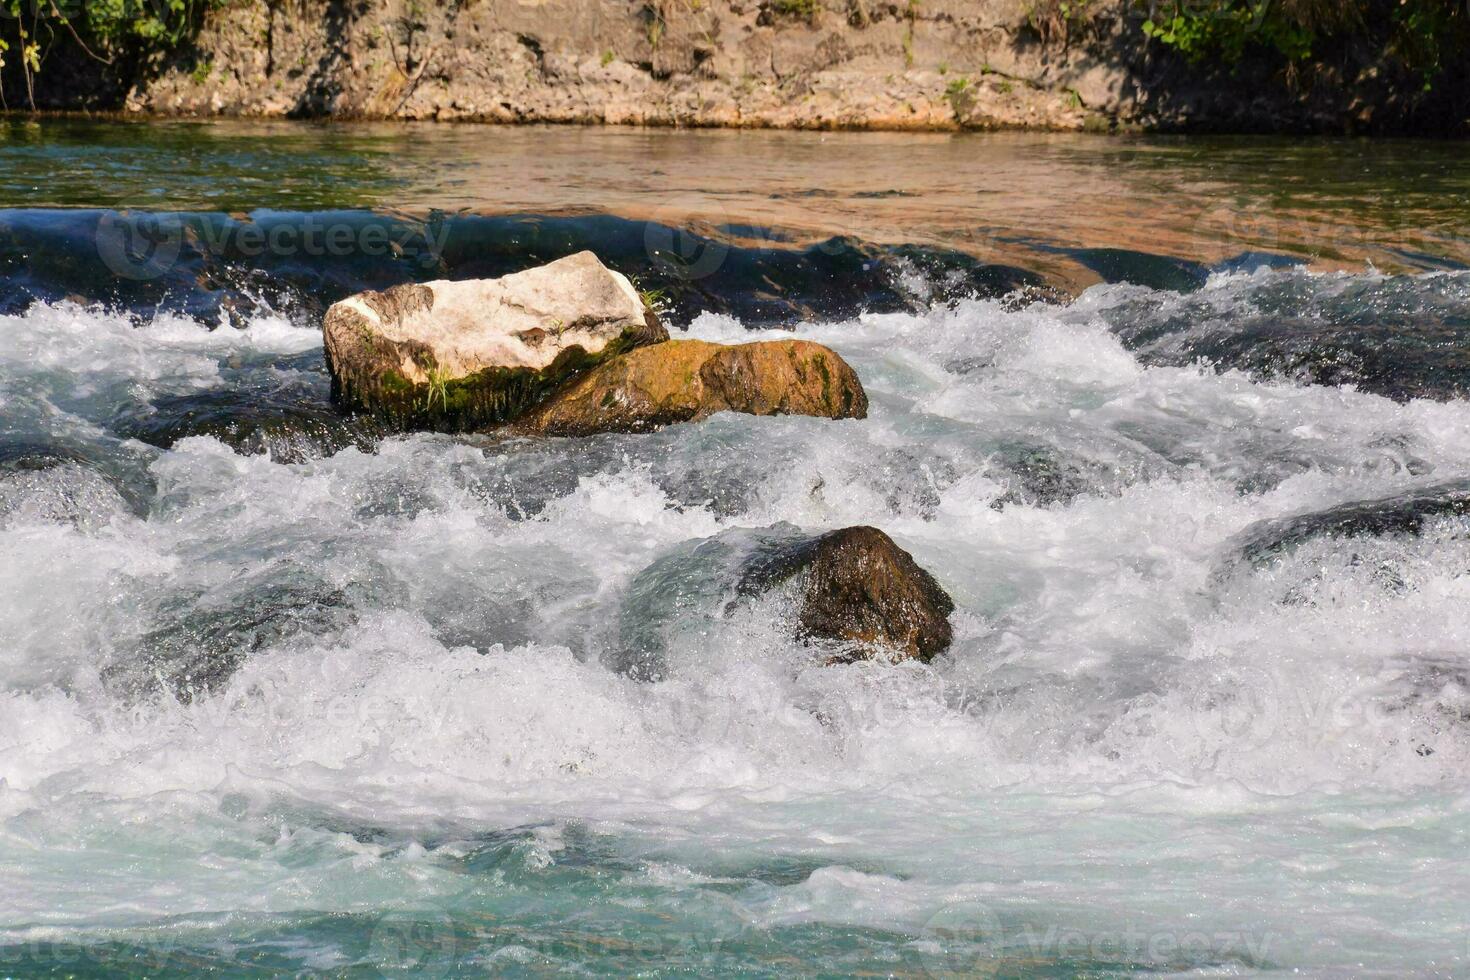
[{"left": 10, "top": 0, "right": 1468, "bottom": 135}]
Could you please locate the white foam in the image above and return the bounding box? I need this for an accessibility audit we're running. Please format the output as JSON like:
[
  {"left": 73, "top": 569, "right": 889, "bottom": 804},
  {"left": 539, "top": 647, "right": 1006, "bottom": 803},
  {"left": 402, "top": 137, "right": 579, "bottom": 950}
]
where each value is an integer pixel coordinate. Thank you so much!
[{"left": 4, "top": 284, "right": 1470, "bottom": 970}]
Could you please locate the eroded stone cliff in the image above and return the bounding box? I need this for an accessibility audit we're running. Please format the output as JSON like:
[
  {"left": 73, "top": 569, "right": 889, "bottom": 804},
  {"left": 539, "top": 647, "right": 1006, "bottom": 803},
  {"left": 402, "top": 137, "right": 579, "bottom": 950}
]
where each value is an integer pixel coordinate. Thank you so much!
[
  {"left": 9, "top": 0, "right": 1467, "bottom": 133},
  {"left": 126, "top": 0, "right": 1114, "bottom": 129}
]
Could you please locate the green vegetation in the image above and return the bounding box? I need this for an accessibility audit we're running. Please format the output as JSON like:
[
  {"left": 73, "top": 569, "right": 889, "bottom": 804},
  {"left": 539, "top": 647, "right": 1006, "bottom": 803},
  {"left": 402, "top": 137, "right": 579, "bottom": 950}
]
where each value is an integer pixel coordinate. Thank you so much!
[
  {"left": 1141, "top": 2, "right": 1312, "bottom": 63},
  {"left": 1135, "top": 0, "right": 1468, "bottom": 89},
  {"left": 2, "top": 0, "right": 226, "bottom": 107},
  {"left": 1019, "top": 0, "right": 1466, "bottom": 93},
  {"left": 946, "top": 75, "right": 970, "bottom": 116},
  {"left": 768, "top": 0, "right": 819, "bottom": 17},
  {"left": 636, "top": 284, "right": 668, "bottom": 317},
  {"left": 421, "top": 365, "right": 451, "bottom": 413}
]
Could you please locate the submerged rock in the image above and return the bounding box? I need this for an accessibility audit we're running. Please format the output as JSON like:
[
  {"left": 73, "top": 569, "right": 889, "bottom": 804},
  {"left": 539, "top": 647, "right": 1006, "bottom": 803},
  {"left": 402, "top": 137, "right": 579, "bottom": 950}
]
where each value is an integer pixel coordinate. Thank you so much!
[
  {"left": 515, "top": 338, "right": 867, "bottom": 436},
  {"left": 988, "top": 440, "right": 1107, "bottom": 508},
  {"left": 107, "top": 569, "right": 360, "bottom": 701},
  {"left": 323, "top": 251, "right": 666, "bottom": 430},
  {"left": 0, "top": 460, "right": 132, "bottom": 531},
  {"left": 739, "top": 525, "right": 954, "bottom": 664},
  {"left": 1225, "top": 480, "right": 1470, "bottom": 572},
  {"left": 1101, "top": 272, "right": 1470, "bottom": 403},
  {"left": 613, "top": 524, "right": 953, "bottom": 680},
  {"left": 0, "top": 441, "right": 151, "bottom": 527},
  {"left": 113, "top": 388, "right": 388, "bottom": 464}
]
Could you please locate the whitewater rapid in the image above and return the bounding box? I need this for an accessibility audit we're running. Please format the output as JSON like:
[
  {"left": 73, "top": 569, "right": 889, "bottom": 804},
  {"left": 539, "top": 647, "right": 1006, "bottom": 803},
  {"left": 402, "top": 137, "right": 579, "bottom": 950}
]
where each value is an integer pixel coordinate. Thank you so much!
[{"left": 4, "top": 268, "right": 1470, "bottom": 974}]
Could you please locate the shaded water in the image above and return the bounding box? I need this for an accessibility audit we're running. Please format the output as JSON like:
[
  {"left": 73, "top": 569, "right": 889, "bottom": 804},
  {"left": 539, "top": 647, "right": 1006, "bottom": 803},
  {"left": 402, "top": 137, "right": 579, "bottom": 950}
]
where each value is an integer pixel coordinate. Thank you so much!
[{"left": 2, "top": 120, "right": 1470, "bottom": 976}]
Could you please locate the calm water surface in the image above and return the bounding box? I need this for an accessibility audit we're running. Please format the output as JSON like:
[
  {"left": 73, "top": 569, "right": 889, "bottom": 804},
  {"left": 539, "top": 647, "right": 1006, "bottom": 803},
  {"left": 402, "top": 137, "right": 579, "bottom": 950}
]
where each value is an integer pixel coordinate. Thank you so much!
[{"left": 1, "top": 118, "right": 1466, "bottom": 287}]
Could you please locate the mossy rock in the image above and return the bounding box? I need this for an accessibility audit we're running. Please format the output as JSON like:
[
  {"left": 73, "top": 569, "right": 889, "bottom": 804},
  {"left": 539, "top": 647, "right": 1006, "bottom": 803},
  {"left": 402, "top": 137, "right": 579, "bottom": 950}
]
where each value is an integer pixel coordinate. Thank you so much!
[
  {"left": 515, "top": 338, "right": 868, "bottom": 436},
  {"left": 322, "top": 251, "right": 666, "bottom": 431}
]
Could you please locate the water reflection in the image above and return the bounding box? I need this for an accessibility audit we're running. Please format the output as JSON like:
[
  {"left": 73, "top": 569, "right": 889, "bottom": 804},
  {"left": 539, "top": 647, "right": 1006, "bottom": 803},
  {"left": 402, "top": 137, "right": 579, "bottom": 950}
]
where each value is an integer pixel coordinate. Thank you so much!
[{"left": 1, "top": 118, "right": 1465, "bottom": 288}]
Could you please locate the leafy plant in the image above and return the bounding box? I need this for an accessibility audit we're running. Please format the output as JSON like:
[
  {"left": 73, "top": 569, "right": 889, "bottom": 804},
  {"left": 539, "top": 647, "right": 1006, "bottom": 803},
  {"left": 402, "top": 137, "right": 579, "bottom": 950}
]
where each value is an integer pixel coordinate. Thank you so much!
[
  {"left": 637, "top": 285, "right": 668, "bottom": 316},
  {"left": 943, "top": 75, "right": 973, "bottom": 117},
  {"left": 1, "top": 0, "right": 227, "bottom": 108},
  {"left": 422, "top": 366, "right": 451, "bottom": 412},
  {"left": 1136, "top": 0, "right": 1466, "bottom": 88},
  {"left": 1388, "top": 0, "right": 1464, "bottom": 89},
  {"left": 1141, "top": 2, "right": 1310, "bottom": 63}
]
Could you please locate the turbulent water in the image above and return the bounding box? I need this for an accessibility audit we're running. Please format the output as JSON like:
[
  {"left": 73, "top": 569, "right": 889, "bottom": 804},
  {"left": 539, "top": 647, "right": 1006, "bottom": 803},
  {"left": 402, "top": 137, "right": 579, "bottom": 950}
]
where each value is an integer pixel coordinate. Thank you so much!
[{"left": 4, "top": 124, "right": 1470, "bottom": 977}]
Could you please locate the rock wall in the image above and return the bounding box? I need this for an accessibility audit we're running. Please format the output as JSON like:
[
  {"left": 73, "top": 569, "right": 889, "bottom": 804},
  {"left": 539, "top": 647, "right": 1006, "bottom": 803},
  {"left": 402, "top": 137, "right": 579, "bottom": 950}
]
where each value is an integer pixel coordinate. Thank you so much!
[
  {"left": 115, "top": 0, "right": 1112, "bottom": 128},
  {"left": 11, "top": 0, "right": 1469, "bottom": 133}
]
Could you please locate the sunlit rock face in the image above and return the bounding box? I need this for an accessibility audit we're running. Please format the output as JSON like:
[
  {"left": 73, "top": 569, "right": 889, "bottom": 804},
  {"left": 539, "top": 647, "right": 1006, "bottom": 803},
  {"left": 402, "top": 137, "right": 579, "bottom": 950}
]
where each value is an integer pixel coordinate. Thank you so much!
[
  {"left": 323, "top": 251, "right": 665, "bottom": 430},
  {"left": 516, "top": 338, "right": 868, "bottom": 436}
]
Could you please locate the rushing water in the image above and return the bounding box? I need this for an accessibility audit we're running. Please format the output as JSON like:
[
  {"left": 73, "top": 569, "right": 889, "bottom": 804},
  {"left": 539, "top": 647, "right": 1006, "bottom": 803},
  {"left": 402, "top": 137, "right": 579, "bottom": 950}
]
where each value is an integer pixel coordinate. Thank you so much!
[{"left": 2, "top": 120, "right": 1470, "bottom": 977}]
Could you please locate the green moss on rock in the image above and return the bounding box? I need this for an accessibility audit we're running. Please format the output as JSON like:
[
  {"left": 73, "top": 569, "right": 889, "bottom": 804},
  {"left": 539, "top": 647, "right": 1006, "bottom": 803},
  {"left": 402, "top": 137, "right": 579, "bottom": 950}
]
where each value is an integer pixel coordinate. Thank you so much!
[{"left": 333, "top": 323, "right": 659, "bottom": 432}]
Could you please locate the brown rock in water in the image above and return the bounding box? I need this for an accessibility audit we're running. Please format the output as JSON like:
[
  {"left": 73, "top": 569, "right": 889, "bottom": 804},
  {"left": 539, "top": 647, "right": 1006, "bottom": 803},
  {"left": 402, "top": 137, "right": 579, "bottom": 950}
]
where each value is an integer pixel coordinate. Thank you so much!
[
  {"left": 741, "top": 526, "right": 954, "bottom": 663},
  {"left": 322, "top": 251, "right": 665, "bottom": 431},
  {"left": 515, "top": 338, "right": 867, "bottom": 436}
]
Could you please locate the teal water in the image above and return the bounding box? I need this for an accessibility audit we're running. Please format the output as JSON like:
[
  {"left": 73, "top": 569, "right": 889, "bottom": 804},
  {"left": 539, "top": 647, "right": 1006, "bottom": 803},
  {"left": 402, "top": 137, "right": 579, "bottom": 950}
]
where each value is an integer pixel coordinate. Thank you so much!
[{"left": 1, "top": 120, "right": 1470, "bottom": 977}]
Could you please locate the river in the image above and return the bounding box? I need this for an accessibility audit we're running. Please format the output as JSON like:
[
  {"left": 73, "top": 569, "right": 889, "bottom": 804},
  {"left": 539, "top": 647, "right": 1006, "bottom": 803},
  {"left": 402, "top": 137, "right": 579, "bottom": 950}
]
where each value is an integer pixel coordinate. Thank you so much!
[{"left": 1, "top": 118, "right": 1469, "bottom": 976}]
